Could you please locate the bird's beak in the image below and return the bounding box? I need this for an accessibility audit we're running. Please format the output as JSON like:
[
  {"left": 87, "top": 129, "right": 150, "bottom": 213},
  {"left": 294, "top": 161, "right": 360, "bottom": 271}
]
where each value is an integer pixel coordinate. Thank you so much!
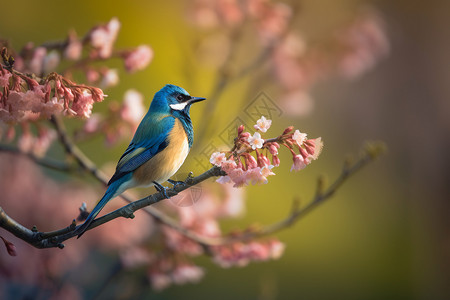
[{"left": 188, "top": 96, "right": 206, "bottom": 104}]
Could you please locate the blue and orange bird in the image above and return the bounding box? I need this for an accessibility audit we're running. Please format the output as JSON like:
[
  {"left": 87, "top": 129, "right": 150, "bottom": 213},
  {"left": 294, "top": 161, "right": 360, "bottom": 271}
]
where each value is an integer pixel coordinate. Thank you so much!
[{"left": 75, "top": 84, "right": 205, "bottom": 238}]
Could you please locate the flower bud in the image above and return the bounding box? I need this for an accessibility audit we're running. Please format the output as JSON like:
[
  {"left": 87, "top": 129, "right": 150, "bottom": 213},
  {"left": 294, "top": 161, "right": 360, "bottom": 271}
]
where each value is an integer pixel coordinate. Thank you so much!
[
  {"left": 272, "top": 155, "right": 280, "bottom": 166},
  {"left": 268, "top": 144, "right": 278, "bottom": 155},
  {"left": 238, "top": 125, "right": 245, "bottom": 135},
  {"left": 283, "top": 126, "right": 294, "bottom": 135}
]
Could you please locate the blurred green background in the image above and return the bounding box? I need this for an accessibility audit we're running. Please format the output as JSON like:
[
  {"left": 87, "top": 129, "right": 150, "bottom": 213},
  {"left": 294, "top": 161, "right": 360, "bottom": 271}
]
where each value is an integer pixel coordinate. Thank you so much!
[{"left": 1, "top": 0, "right": 449, "bottom": 299}]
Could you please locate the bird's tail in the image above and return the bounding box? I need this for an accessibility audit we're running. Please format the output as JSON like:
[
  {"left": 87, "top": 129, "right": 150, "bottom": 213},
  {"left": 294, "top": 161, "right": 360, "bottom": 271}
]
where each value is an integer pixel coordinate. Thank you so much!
[{"left": 75, "top": 180, "right": 121, "bottom": 238}]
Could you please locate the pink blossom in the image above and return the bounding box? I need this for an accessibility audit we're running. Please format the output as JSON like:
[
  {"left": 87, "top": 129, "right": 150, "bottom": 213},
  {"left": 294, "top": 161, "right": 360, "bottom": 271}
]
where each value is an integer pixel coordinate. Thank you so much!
[
  {"left": 90, "top": 17, "right": 121, "bottom": 58},
  {"left": 260, "top": 165, "right": 275, "bottom": 178},
  {"left": 64, "top": 37, "right": 82, "bottom": 60},
  {"left": 100, "top": 68, "right": 119, "bottom": 88},
  {"left": 291, "top": 154, "right": 307, "bottom": 171},
  {"left": 272, "top": 155, "right": 280, "bottom": 166},
  {"left": 336, "top": 11, "right": 389, "bottom": 78},
  {"left": 278, "top": 89, "right": 314, "bottom": 117},
  {"left": 86, "top": 69, "right": 100, "bottom": 83},
  {"left": 254, "top": 115, "right": 272, "bottom": 132},
  {"left": 71, "top": 90, "right": 94, "bottom": 118},
  {"left": 43, "top": 51, "right": 60, "bottom": 74},
  {"left": 33, "top": 129, "right": 57, "bottom": 157},
  {"left": 83, "top": 113, "right": 102, "bottom": 133},
  {"left": 29, "top": 47, "right": 46, "bottom": 74},
  {"left": 268, "top": 239, "right": 285, "bottom": 259},
  {"left": 17, "top": 131, "right": 35, "bottom": 153},
  {"left": 0, "top": 69, "right": 12, "bottom": 87},
  {"left": 188, "top": 1, "right": 219, "bottom": 29},
  {"left": 247, "top": 132, "right": 264, "bottom": 149},
  {"left": 256, "top": 2, "right": 292, "bottom": 44},
  {"left": 149, "top": 272, "right": 171, "bottom": 291},
  {"left": 123, "top": 45, "right": 153, "bottom": 73},
  {"left": 210, "top": 151, "right": 227, "bottom": 166},
  {"left": 292, "top": 129, "right": 307, "bottom": 146},
  {"left": 217, "top": 0, "right": 244, "bottom": 26},
  {"left": 172, "top": 265, "right": 204, "bottom": 285},
  {"left": 216, "top": 175, "right": 232, "bottom": 184},
  {"left": 120, "top": 247, "right": 153, "bottom": 268},
  {"left": 40, "top": 97, "right": 64, "bottom": 118},
  {"left": 305, "top": 137, "right": 324, "bottom": 160},
  {"left": 120, "top": 89, "right": 145, "bottom": 125}
]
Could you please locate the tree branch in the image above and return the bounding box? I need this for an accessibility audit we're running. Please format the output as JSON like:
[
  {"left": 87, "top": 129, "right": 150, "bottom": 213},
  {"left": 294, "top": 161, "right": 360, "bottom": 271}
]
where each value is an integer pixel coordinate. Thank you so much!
[
  {"left": 0, "top": 166, "right": 225, "bottom": 249},
  {"left": 0, "top": 141, "right": 384, "bottom": 250}
]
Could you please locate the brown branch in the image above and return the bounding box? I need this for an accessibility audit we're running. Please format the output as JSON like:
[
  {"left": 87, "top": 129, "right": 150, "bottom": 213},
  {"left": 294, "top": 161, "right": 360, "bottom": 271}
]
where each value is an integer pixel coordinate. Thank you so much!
[
  {"left": 168, "top": 142, "right": 386, "bottom": 247},
  {"left": 0, "top": 166, "right": 225, "bottom": 249},
  {"left": 48, "top": 115, "right": 229, "bottom": 248},
  {"left": 0, "top": 138, "right": 384, "bottom": 250}
]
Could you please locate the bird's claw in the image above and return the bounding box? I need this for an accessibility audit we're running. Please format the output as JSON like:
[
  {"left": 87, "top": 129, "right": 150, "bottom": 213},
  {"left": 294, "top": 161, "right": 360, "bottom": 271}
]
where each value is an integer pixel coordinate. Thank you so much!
[
  {"left": 153, "top": 181, "right": 170, "bottom": 199},
  {"left": 168, "top": 179, "right": 185, "bottom": 188}
]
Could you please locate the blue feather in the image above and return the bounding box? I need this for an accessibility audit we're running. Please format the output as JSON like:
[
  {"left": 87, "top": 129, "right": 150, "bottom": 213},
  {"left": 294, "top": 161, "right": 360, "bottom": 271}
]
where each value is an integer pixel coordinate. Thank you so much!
[{"left": 75, "top": 84, "right": 205, "bottom": 238}]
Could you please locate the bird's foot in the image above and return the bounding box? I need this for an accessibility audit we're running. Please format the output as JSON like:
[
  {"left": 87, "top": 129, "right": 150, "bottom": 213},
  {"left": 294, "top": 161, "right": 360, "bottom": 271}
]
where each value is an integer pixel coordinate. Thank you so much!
[
  {"left": 168, "top": 172, "right": 194, "bottom": 188},
  {"left": 168, "top": 179, "right": 186, "bottom": 188},
  {"left": 153, "top": 181, "right": 170, "bottom": 199}
]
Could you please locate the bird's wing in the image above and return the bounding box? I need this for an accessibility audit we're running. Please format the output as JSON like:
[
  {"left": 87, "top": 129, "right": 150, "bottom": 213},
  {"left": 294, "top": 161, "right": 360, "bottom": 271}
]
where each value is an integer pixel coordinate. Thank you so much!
[{"left": 107, "top": 115, "right": 175, "bottom": 185}]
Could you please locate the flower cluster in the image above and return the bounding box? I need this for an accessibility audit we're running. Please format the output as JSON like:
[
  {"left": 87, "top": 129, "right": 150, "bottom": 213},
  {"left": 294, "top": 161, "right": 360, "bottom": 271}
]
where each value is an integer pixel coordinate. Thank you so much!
[
  {"left": 75, "top": 89, "right": 145, "bottom": 146},
  {"left": 188, "top": 0, "right": 388, "bottom": 117},
  {"left": 212, "top": 239, "right": 285, "bottom": 268},
  {"left": 271, "top": 9, "right": 389, "bottom": 116},
  {"left": 0, "top": 65, "right": 105, "bottom": 123},
  {"left": 189, "top": 0, "right": 292, "bottom": 44},
  {"left": 211, "top": 116, "right": 323, "bottom": 187},
  {"left": 0, "top": 17, "right": 153, "bottom": 155}
]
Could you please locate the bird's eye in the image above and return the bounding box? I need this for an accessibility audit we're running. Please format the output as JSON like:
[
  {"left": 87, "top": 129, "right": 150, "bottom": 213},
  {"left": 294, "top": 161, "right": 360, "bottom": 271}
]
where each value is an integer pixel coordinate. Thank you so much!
[{"left": 177, "top": 95, "right": 184, "bottom": 102}]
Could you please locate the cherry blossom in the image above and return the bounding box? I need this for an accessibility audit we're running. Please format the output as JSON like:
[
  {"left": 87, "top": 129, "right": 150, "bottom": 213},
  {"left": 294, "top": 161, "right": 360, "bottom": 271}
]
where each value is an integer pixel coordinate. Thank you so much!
[
  {"left": 254, "top": 115, "right": 272, "bottom": 133},
  {"left": 123, "top": 45, "right": 154, "bottom": 73},
  {"left": 247, "top": 132, "right": 264, "bottom": 149}
]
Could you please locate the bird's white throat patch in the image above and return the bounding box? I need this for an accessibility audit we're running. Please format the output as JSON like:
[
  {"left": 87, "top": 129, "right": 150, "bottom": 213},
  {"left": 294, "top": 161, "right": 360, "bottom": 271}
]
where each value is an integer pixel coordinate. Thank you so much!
[{"left": 169, "top": 102, "right": 188, "bottom": 111}]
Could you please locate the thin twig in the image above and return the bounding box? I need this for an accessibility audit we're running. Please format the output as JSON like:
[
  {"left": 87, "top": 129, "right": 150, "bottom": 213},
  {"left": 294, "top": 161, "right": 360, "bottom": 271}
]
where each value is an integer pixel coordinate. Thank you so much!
[{"left": 0, "top": 141, "right": 384, "bottom": 249}]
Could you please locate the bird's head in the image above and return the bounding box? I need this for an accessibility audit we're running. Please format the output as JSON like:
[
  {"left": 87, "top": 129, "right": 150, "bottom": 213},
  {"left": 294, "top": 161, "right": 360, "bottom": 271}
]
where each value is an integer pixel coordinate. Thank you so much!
[{"left": 151, "top": 84, "right": 205, "bottom": 114}]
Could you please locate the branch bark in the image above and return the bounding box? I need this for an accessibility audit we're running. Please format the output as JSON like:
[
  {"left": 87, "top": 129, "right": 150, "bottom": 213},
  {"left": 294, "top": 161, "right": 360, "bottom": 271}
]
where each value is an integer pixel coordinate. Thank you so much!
[
  {"left": 0, "top": 141, "right": 384, "bottom": 250},
  {"left": 0, "top": 166, "right": 225, "bottom": 249}
]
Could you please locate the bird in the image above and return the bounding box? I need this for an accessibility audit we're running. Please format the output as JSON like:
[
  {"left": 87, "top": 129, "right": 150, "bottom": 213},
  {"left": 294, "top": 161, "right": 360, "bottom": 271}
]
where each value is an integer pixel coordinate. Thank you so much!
[{"left": 74, "top": 84, "right": 205, "bottom": 238}]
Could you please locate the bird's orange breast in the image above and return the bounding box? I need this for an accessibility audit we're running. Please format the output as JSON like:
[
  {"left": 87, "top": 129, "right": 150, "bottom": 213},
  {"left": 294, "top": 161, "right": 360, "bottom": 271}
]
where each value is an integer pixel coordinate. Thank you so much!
[{"left": 133, "top": 118, "right": 190, "bottom": 186}]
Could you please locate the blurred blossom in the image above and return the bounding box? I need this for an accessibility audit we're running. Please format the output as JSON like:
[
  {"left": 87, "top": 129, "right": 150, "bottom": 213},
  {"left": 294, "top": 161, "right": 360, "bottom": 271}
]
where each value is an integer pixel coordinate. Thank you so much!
[
  {"left": 255, "top": 2, "right": 292, "bottom": 44},
  {"left": 89, "top": 17, "right": 121, "bottom": 58},
  {"left": 120, "top": 246, "right": 153, "bottom": 268},
  {"left": 172, "top": 264, "right": 204, "bottom": 285},
  {"left": 211, "top": 239, "right": 285, "bottom": 268},
  {"left": 29, "top": 47, "right": 46, "bottom": 75},
  {"left": 86, "top": 69, "right": 100, "bottom": 83},
  {"left": 122, "top": 45, "right": 154, "bottom": 73},
  {"left": 0, "top": 154, "right": 96, "bottom": 295},
  {"left": 335, "top": 10, "right": 389, "bottom": 78},
  {"left": 149, "top": 271, "right": 172, "bottom": 291},
  {"left": 278, "top": 89, "right": 314, "bottom": 117},
  {"left": 82, "top": 113, "right": 102, "bottom": 133},
  {"left": 64, "top": 31, "right": 82, "bottom": 60},
  {"left": 120, "top": 89, "right": 145, "bottom": 126},
  {"left": 42, "top": 51, "right": 60, "bottom": 74},
  {"left": 100, "top": 68, "right": 120, "bottom": 88}
]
